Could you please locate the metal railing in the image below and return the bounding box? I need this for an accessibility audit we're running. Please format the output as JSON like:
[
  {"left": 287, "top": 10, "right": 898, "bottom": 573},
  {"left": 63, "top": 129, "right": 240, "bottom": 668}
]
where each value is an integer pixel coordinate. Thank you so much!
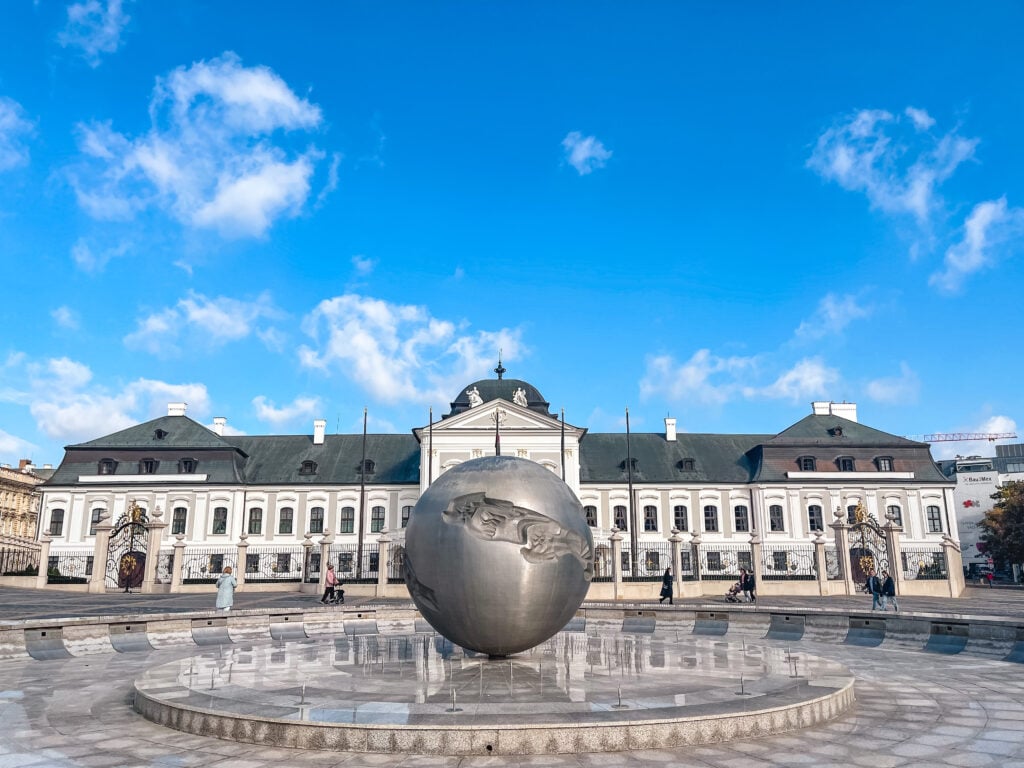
[
  {"left": 902, "top": 547, "right": 948, "bottom": 580},
  {"left": 155, "top": 550, "right": 174, "bottom": 584},
  {"left": 387, "top": 544, "right": 406, "bottom": 584},
  {"left": 761, "top": 544, "right": 817, "bottom": 581},
  {"left": 622, "top": 542, "right": 672, "bottom": 582},
  {"left": 0, "top": 542, "right": 40, "bottom": 576},
  {"left": 181, "top": 547, "right": 236, "bottom": 584},
  {"left": 327, "top": 543, "right": 380, "bottom": 583},
  {"left": 242, "top": 545, "right": 306, "bottom": 583},
  {"left": 46, "top": 550, "right": 93, "bottom": 583},
  {"left": 697, "top": 543, "right": 752, "bottom": 580}
]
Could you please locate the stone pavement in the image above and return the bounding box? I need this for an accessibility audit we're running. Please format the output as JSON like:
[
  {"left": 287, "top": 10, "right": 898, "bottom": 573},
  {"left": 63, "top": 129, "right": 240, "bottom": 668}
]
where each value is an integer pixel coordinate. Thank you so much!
[{"left": 0, "top": 587, "right": 1023, "bottom": 767}]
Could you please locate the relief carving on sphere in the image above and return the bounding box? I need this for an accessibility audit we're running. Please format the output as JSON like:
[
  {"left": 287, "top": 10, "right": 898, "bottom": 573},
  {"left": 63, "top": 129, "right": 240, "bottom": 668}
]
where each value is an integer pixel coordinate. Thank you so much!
[{"left": 442, "top": 491, "right": 594, "bottom": 580}]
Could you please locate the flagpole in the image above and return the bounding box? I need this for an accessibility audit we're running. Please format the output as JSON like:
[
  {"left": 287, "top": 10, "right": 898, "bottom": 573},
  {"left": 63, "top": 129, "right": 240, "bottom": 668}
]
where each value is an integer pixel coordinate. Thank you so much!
[
  {"left": 428, "top": 406, "right": 433, "bottom": 487},
  {"left": 626, "top": 407, "right": 638, "bottom": 572},
  {"left": 357, "top": 407, "right": 367, "bottom": 578},
  {"left": 495, "top": 408, "right": 502, "bottom": 456},
  {"left": 560, "top": 408, "right": 566, "bottom": 482}
]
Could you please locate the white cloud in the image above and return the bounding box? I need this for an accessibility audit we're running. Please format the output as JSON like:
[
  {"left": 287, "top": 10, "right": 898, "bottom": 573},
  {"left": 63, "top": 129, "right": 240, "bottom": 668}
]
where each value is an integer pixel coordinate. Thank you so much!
[
  {"left": 743, "top": 358, "right": 841, "bottom": 402},
  {"left": 562, "top": 131, "right": 611, "bottom": 175},
  {"left": 0, "top": 428, "right": 36, "bottom": 459},
  {"left": 69, "top": 52, "right": 325, "bottom": 237},
  {"left": 124, "top": 290, "right": 282, "bottom": 354},
  {"left": 51, "top": 306, "right": 79, "bottom": 330},
  {"left": 0, "top": 97, "right": 34, "bottom": 172},
  {"left": 807, "top": 108, "right": 976, "bottom": 224},
  {"left": 351, "top": 253, "right": 376, "bottom": 275},
  {"left": 929, "top": 197, "right": 1024, "bottom": 292},
  {"left": 70, "top": 237, "right": 130, "bottom": 272},
  {"left": 794, "top": 292, "right": 872, "bottom": 340},
  {"left": 866, "top": 362, "right": 920, "bottom": 405},
  {"left": 639, "top": 350, "right": 757, "bottom": 406},
  {"left": 58, "top": 0, "right": 130, "bottom": 67},
  {"left": 252, "top": 395, "right": 320, "bottom": 427},
  {"left": 298, "top": 293, "right": 525, "bottom": 405}
]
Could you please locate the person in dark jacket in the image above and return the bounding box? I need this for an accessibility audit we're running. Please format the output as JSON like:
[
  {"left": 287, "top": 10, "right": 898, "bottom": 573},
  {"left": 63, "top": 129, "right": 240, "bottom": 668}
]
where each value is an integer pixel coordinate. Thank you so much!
[
  {"left": 659, "top": 567, "right": 673, "bottom": 604},
  {"left": 740, "top": 568, "right": 756, "bottom": 603},
  {"left": 865, "top": 569, "right": 883, "bottom": 610},
  {"left": 881, "top": 570, "right": 898, "bottom": 611}
]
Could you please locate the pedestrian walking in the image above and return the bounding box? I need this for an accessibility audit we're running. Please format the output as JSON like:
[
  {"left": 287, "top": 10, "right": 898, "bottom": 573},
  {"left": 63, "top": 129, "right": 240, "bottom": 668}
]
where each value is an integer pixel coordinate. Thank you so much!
[
  {"left": 659, "top": 567, "right": 673, "bottom": 605},
  {"left": 740, "top": 568, "right": 756, "bottom": 603},
  {"left": 321, "top": 563, "right": 339, "bottom": 604},
  {"left": 215, "top": 566, "right": 237, "bottom": 611},
  {"left": 881, "top": 570, "right": 898, "bottom": 611},
  {"left": 865, "top": 568, "right": 882, "bottom": 611}
]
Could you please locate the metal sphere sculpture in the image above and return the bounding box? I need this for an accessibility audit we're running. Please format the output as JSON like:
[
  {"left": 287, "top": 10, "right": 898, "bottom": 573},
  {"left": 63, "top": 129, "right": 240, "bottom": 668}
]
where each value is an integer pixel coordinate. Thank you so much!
[{"left": 404, "top": 456, "right": 594, "bottom": 656}]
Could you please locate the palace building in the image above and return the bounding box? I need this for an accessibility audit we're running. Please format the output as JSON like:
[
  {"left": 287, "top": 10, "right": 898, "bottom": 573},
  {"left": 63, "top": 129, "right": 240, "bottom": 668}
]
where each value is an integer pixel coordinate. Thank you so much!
[{"left": 35, "top": 370, "right": 963, "bottom": 597}]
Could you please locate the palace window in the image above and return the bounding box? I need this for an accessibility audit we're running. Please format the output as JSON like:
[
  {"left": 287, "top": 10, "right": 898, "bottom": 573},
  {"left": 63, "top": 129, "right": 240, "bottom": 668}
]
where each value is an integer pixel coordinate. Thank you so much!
[
  {"left": 836, "top": 456, "right": 855, "bottom": 472},
  {"left": 703, "top": 505, "right": 719, "bottom": 532},
  {"left": 339, "top": 507, "right": 355, "bottom": 534},
  {"left": 678, "top": 458, "right": 696, "bottom": 471},
  {"left": 309, "top": 507, "right": 324, "bottom": 534},
  {"left": 583, "top": 505, "right": 597, "bottom": 527},
  {"left": 248, "top": 508, "right": 263, "bottom": 535},
  {"left": 926, "top": 505, "right": 943, "bottom": 533},
  {"left": 887, "top": 505, "right": 903, "bottom": 527},
  {"left": 613, "top": 505, "right": 628, "bottom": 531},
  {"left": 300, "top": 460, "right": 317, "bottom": 475},
  {"left": 643, "top": 505, "right": 658, "bottom": 532},
  {"left": 212, "top": 507, "right": 228, "bottom": 535},
  {"left": 172, "top": 507, "right": 187, "bottom": 535},
  {"left": 89, "top": 508, "right": 104, "bottom": 536},
  {"left": 847, "top": 505, "right": 858, "bottom": 524},
  {"left": 769, "top": 504, "right": 785, "bottom": 532},
  {"left": 98, "top": 459, "right": 117, "bottom": 475},
  {"left": 797, "top": 456, "right": 816, "bottom": 472},
  {"left": 358, "top": 459, "right": 375, "bottom": 475},
  {"left": 673, "top": 505, "right": 688, "bottom": 531},
  {"left": 48, "top": 509, "right": 64, "bottom": 537},
  {"left": 178, "top": 458, "right": 197, "bottom": 474},
  {"left": 808, "top": 504, "right": 823, "bottom": 532},
  {"left": 734, "top": 505, "right": 749, "bottom": 532},
  {"left": 875, "top": 456, "right": 894, "bottom": 472},
  {"left": 279, "top": 507, "right": 294, "bottom": 535},
  {"left": 139, "top": 458, "right": 159, "bottom": 474},
  {"left": 371, "top": 505, "right": 386, "bottom": 533},
  {"left": 401, "top": 505, "right": 413, "bottom": 528}
]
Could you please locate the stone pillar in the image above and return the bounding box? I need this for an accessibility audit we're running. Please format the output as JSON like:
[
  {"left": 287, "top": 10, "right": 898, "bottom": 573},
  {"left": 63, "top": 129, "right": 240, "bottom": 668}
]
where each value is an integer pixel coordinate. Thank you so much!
[
  {"left": 88, "top": 510, "right": 113, "bottom": 594},
  {"left": 170, "top": 534, "right": 186, "bottom": 594},
  {"left": 377, "top": 529, "right": 390, "bottom": 597},
  {"left": 813, "top": 530, "right": 828, "bottom": 596},
  {"left": 141, "top": 506, "right": 168, "bottom": 593},
  {"left": 883, "top": 515, "right": 905, "bottom": 597},
  {"left": 235, "top": 533, "right": 248, "bottom": 592},
  {"left": 749, "top": 531, "right": 763, "bottom": 594},
  {"left": 34, "top": 534, "right": 51, "bottom": 590},
  {"left": 830, "top": 507, "right": 854, "bottom": 596},
  {"left": 609, "top": 528, "right": 622, "bottom": 601},
  {"left": 669, "top": 528, "right": 684, "bottom": 595},
  {"left": 319, "top": 532, "right": 334, "bottom": 592},
  {"left": 301, "top": 533, "right": 314, "bottom": 593},
  {"left": 941, "top": 534, "right": 966, "bottom": 597}
]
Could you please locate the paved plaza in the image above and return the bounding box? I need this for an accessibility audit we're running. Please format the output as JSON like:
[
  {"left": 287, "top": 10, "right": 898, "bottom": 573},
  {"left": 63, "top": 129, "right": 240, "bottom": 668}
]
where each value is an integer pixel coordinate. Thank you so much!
[{"left": 0, "top": 587, "right": 1023, "bottom": 767}]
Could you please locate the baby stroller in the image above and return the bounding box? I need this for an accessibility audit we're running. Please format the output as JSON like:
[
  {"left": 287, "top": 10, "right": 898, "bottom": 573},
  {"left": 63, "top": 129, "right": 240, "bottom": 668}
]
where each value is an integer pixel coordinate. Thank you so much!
[
  {"left": 325, "top": 586, "right": 345, "bottom": 605},
  {"left": 725, "top": 581, "right": 742, "bottom": 603}
]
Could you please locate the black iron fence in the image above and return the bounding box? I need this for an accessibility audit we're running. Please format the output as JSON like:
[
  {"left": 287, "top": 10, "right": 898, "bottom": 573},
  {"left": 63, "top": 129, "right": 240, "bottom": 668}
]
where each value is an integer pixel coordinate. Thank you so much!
[
  {"left": 697, "top": 543, "right": 752, "bottom": 581},
  {"left": 387, "top": 543, "right": 406, "bottom": 584},
  {"left": 592, "top": 544, "right": 613, "bottom": 582},
  {"left": 761, "top": 544, "right": 817, "bottom": 581},
  {"left": 46, "top": 550, "right": 93, "bottom": 583},
  {"left": 902, "top": 547, "right": 948, "bottom": 580},
  {"left": 181, "top": 547, "right": 236, "bottom": 584},
  {"left": 327, "top": 543, "right": 380, "bottom": 583},
  {"left": 0, "top": 542, "right": 40, "bottom": 576},
  {"left": 242, "top": 545, "right": 306, "bottom": 584},
  {"left": 622, "top": 542, "right": 672, "bottom": 582},
  {"left": 155, "top": 550, "right": 175, "bottom": 584}
]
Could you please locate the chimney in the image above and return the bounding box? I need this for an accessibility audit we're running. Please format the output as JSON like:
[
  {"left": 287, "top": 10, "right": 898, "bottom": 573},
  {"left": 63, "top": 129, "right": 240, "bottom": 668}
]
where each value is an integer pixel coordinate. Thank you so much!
[
  {"left": 811, "top": 401, "right": 858, "bottom": 423},
  {"left": 18, "top": 459, "right": 31, "bottom": 470},
  {"left": 212, "top": 417, "right": 227, "bottom": 436},
  {"left": 811, "top": 401, "right": 831, "bottom": 416},
  {"left": 665, "top": 417, "right": 677, "bottom": 442},
  {"left": 168, "top": 402, "right": 188, "bottom": 417},
  {"left": 313, "top": 419, "right": 327, "bottom": 445}
]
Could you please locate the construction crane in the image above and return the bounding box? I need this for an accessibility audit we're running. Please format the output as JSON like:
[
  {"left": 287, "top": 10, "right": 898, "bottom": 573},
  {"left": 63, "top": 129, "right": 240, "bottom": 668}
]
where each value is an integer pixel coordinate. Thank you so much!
[{"left": 903, "top": 432, "right": 1018, "bottom": 443}]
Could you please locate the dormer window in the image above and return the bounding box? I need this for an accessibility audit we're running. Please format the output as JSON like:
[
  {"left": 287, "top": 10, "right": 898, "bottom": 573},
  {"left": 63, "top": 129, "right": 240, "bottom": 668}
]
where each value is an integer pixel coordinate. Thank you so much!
[
  {"left": 178, "top": 458, "right": 197, "bottom": 474},
  {"left": 828, "top": 425, "right": 844, "bottom": 437},
  {"left": 619, "top": 458, "right": 639, "bottom": 473},
  {"left": 677, "top": 458, "right": 696, "bottom": 471},
  {"left": 98, "top": 459, "right": 117, "bottom": 475},
  {"left": 154, "top": 429, "right": 168, "bottom": 440},
  {"left": 797, "top": 456, "right": 816, "bottom": 472},
  {"left": 139, "top": 458, "right": 159, "bottom": 474},
  {"left": 875, "top": 456, "right": 894, "bottom": 472},
  {"left": 836, "top": 456, "right": 855, "bottom": 472},
  {"left": 300, "top": 460, "right": 318, "bottom": 475},
  {"left": 358, "top": 459, "right": 375, "bottom": 475}
]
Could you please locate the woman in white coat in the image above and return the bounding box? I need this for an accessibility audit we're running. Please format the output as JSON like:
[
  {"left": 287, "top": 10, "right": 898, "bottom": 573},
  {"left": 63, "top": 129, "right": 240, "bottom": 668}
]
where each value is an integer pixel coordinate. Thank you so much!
[{"left": 215, "top": 566, "right": 237, "bottom": 611}]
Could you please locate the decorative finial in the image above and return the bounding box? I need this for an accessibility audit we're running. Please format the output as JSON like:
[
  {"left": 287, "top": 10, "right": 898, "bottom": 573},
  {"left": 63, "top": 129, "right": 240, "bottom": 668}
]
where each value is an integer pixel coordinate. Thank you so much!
[{"left": 494, "top": 349, "right": 506, "bottom": 380}]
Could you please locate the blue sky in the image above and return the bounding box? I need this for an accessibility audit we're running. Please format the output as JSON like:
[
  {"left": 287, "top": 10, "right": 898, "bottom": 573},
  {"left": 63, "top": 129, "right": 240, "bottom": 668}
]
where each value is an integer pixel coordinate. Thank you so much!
[{"left": 1, "top": 1, "right": 1022, "bottom": 467}]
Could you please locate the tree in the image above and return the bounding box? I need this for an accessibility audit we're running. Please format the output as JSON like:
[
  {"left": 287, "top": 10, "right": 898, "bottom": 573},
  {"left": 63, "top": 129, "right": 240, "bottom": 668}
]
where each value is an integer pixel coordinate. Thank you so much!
[{"left": 978, "top": 481, "right": 1024, "bottom": 569}]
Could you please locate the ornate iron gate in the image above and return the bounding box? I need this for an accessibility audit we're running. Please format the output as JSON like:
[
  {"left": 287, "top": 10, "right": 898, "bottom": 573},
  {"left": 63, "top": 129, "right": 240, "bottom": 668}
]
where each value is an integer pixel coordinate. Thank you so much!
[
  {"left": 105, "top": 502, "right": 148, "bottom": 591},
  {"left": 848, "top": 504, "right": 890, "bottom": 585}
]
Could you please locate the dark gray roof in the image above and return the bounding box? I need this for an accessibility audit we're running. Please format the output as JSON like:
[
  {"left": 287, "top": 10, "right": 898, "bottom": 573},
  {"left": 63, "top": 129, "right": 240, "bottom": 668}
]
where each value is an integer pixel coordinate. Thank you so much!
[
  {"left": 579, "top": 433, "right": 770, "bottom": 484},
  {"left": 447, "top": 378, "right": 551, "bottom": 417},
  {"left": 766, "top": 414, "right": 922, "bottom": 446},
  {"left": 68, "top": 415, "right": 236, "bottom": 450}
]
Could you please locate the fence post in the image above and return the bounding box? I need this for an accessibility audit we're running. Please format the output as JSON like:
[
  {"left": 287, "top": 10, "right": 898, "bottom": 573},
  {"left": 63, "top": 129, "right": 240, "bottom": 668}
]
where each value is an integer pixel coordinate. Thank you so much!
[
  {"left": 88, "top": 511, "right": 113, "bottom": 594},
  {"left": 235, "top": 533, "right": 248, "bottom": 592},
  {"left": 141, "top": 506, "right": 168, "bottom": 594},
  {"left": 813, "top": 530, "right": 828, "bottom": 596},
  {"left": 301, "top": 533, "right": 314, "bottom": 593},
  {"left": 941, "top": 534, "right": 965, "bottom": 597},
  {"left": 609, "top": 528, "right": 622, "bottom": 601},
  {"left": 669, "top": 529, "right": 683, "bottom": 596},
  {"left": 690, "top": 532, "right": 702, "bottom": 585},
  {"left": 170, "top": 534, "right": 186, "bottom": 593},
  {"left": 749, "top": 531, "right": 763, "bottom": 594},
  {"left": 377, "top": 529, "right": 390, "bottom": 597},
  {"left": 319, "top": 532, "right": 333, "bottom": 594},
  {"left": 830, "top": 508, "right": 854, "bottom": 596},
  {"left": 35, "top": 534, "right": 51, "bottom": 589},
  {"left": 883, "top": 515, "right": 904, "bottom": 597}
]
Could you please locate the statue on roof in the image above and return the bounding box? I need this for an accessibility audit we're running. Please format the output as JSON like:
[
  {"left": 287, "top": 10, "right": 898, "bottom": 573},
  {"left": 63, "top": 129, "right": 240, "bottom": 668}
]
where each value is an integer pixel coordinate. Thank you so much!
[
  {"left": 466, "top": 386, "right": 483, "bottom": 407},
  {"left": 513, "top": 387, "right": 528, "bottom": 407}
]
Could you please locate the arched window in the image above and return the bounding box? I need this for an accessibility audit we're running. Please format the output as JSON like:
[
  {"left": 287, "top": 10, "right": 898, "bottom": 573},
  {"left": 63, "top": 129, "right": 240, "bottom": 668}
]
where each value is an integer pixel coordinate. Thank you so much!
[
  {"left": 734, "top": 505, "right": 749, "bottom": 532},
  {"left": 401, "top": 505, "right": 413, "bottom": 528},
  {"left": 769, "top": 505, "right": 785, "bottom": 532},
  {"left": 836, "top": 456, "right": 855, "bottom": 472},
  {"left": 643, "top": 505, "right": 658, "bottom": 532},
  {"left": 248, "top": 508, "right": 263, "bottom": 535},
  {"left": 89, "top": 508, "right": 104, "bottom": 536},
  {"left": 172, "top": 507, "right": 187, "bottom": 535},
  {"left": 886, "top": 504, "right": 903, "bottom": 527},
  {"left": 926, "top": 505, "right": 943, "bottom": 533},
  {"left": 300, "top": 460, "right": 317, "bottom": 475},
  {"left": 673, "top": 505, "right": 688, "bottom": 531},
  {"left": 875, "top": 456, "right": 894, "bottom": 472},
  {"left": 847, "top": 505, "right": 858, "bottom": 524},
  {"left": 797, "top": 456, "right": 816, "bottom": 472},
  {"left": 703, "top": 505, "right": 718, "bottom": 532},
  {"left": 309, "top": 506, "right": 324, "bottom": 534},
  {"left": 339, "top": 506, "right": 355, "bottom": 534},
  {"left": 48, "top": 509, "right": 65, "bottom": 536},
  {"left": 178, "top": 458, "right": 197, "bottom": 473},
  {"left": 278, "top": 507, "right": 294, "bottom": 535},
  {"left": 371, "top": 505, "right": 386, "bottom": 532},
  {"left": 98, "top": 459, "right": 117, "bottom": 475},
  {"left": 613, "top": 505, "right": 628, "bottom": 531},
  {"left": 211, "top": 507, "right": 228, "bottom": 535},
  {"left": 807, "top": 504, "right": 823, "bottom": 532},
  {"left": 139, "top": 458, "right": 159, "bottom": 474},
  {"left": 583, "top": 505, "right": 597, "bottom": 527}
]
